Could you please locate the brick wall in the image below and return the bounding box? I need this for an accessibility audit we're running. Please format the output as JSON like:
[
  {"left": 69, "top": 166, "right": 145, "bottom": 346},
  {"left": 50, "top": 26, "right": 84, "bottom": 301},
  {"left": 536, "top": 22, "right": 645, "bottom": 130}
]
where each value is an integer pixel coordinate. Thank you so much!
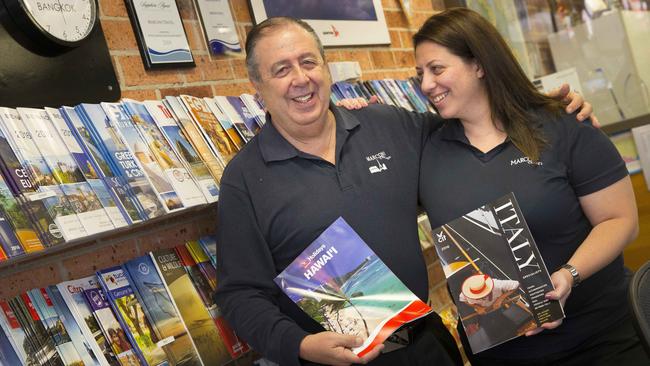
[{"left": 99, "top": 0, "right": 445, "bottom": 99}]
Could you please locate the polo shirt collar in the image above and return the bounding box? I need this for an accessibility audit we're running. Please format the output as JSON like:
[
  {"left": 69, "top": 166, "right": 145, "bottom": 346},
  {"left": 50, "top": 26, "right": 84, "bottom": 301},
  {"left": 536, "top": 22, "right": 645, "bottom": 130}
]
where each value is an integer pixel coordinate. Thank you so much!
[
  {"left": 258, "top": 103, "right": 360, "bottom": 163},
  {"left": 439, "top": 119, "right": 470, "bottom": 144}
]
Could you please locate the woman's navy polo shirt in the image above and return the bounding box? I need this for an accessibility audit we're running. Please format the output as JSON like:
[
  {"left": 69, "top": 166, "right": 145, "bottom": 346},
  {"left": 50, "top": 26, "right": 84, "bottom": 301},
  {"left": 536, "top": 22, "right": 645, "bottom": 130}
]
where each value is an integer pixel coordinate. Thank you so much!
[{"left": 419, "top": 112, "right": 629, "bottom": 359}]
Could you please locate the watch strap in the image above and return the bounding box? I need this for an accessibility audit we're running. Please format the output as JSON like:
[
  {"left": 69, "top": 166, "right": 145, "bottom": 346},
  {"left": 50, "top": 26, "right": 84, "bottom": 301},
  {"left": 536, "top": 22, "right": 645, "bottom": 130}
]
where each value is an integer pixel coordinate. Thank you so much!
[{"left": 561, "top": 263, "right": 581, "bottom": 288}]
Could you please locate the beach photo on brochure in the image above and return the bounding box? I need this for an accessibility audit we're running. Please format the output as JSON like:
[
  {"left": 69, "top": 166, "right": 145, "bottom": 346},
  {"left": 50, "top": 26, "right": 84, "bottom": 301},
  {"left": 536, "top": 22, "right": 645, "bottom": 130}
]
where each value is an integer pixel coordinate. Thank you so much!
[{"left": 275, "top": 217, "right": 431, "bottom": 356}]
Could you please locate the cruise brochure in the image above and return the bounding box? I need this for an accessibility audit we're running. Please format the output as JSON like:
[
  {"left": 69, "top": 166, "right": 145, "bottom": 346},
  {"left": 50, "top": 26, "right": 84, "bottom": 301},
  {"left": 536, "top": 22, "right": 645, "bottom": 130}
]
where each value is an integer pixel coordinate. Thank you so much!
[
  {"left": 275, "top": 217, "right": 432, "bottom": 356},
  {"left": 430, "top": 192, "right": 564, "bottom": 353}
]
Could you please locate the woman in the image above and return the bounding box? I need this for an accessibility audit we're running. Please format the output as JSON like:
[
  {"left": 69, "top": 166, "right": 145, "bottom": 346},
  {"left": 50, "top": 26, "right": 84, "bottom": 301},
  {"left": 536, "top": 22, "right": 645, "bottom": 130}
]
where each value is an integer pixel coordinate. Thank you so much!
[{"left": 414, "top": 7, "right": 645, "bottom": 365}]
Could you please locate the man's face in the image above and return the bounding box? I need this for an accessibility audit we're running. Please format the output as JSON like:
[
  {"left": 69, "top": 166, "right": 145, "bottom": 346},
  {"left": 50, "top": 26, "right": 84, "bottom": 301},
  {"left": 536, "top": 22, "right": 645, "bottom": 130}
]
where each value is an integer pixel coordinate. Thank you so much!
[{"left": 251, "top": 25, "right": 332, "bottom": 132}]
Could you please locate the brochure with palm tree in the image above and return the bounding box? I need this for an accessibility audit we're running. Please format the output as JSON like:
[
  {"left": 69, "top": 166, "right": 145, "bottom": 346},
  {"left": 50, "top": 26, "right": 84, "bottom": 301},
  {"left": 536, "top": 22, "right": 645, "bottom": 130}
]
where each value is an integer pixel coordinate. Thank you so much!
[
  {"left": 274, "top": 217, "right": 432, "bottom": 357},
  {"left": 431, "top": 192, "right": 564, "bottom": 354}
]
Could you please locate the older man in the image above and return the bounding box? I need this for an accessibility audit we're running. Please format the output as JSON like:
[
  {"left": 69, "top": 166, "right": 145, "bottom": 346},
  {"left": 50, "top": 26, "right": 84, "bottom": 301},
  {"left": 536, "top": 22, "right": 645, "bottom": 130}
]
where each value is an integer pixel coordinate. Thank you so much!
[{"left": 215, "top": 16, "right": 588, "bottom": 366}]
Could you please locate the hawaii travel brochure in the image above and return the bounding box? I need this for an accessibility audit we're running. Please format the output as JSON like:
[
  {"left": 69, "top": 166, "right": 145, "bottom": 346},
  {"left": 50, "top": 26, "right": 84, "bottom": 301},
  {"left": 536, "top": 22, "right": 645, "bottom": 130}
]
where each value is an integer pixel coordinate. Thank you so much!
[{"left": 275, "top": 217, "right": 432, "bottom": 356}]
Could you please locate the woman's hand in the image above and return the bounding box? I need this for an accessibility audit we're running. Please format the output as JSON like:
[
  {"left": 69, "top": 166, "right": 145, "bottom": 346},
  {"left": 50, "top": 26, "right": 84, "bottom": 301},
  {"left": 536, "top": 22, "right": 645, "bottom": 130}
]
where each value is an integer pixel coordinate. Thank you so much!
[
  {"left": 336, "top": 96, "right": 379, "bottom": 110},
  {"left": 525, "top": 269, "right": 572, "bottom": 336}
]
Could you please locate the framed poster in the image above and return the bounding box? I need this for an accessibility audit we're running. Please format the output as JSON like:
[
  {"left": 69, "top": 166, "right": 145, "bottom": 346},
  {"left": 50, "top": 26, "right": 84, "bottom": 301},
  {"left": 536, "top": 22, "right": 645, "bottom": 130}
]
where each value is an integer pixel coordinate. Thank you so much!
[
  {"left": 248, "top": 0, "right": 390, "bottom": 46},
  {"left": 124, "top": 0, "right": 195, "bottom": 69}
]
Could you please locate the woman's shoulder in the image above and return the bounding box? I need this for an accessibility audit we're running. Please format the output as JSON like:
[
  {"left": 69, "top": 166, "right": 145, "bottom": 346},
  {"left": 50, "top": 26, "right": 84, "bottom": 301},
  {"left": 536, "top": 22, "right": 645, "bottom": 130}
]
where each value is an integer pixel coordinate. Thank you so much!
[{"left": 533, "top": 108, "right": 598, "bottom": 137}]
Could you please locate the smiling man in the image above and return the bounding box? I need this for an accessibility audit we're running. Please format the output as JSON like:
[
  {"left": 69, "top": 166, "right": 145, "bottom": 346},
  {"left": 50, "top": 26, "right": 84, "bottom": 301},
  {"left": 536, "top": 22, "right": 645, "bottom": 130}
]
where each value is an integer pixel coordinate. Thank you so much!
[{"left": 214, "top": 17, "right": 463, "bottom": 366}]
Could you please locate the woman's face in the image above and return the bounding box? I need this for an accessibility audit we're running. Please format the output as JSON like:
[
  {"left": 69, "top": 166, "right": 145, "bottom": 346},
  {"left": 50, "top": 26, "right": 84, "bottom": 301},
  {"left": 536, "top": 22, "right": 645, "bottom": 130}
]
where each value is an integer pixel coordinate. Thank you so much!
[{"left": 415, "top": 41, "right": 486, "bottom": 121}]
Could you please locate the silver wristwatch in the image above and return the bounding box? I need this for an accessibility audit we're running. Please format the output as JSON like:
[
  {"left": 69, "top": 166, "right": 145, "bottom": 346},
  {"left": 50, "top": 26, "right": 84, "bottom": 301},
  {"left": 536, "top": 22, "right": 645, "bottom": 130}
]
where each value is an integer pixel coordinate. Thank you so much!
[{"left": 561, "top": 263, "right": 581, "bottom": 288}]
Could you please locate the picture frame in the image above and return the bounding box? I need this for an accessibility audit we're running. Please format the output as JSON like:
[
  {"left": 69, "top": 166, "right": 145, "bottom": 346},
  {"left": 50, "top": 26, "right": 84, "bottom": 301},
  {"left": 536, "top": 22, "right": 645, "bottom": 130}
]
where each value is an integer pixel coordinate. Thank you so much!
[
  {"left": 124, "top": 0, "right": 195, "bottom": 69},
  {"left": 248, "top": 0, "right": 390, "bottom": 47}
]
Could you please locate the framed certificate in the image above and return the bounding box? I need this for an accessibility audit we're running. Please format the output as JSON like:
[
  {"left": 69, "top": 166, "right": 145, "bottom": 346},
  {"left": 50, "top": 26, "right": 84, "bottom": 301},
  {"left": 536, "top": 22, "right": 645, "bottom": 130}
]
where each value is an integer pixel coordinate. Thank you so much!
[
  {"left": 195, "top": 0, "right": 241, "bottom": 54},
  {"left": 124, "top": 0, "right": 195, "bottom": 69},
  {"left": 248, "top": 0, "right": 390, "bottom": 47}
]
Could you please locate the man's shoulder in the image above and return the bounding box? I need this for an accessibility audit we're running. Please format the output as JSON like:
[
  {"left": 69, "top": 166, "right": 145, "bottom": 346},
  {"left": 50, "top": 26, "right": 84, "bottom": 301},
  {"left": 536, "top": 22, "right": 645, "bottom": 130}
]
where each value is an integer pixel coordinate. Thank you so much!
[
  {"left": 342, "top": 103, "right": 432, "bottom": 131},
  {"left": 347, "top": 103, "right": 409, "bottom": 120}
]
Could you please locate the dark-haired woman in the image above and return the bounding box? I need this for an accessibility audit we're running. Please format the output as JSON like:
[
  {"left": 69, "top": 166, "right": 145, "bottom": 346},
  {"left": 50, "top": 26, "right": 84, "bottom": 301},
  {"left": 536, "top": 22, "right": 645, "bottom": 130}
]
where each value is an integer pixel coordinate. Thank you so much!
[{"left": 415, "top": 8, "right": 646, "bottom": 366}]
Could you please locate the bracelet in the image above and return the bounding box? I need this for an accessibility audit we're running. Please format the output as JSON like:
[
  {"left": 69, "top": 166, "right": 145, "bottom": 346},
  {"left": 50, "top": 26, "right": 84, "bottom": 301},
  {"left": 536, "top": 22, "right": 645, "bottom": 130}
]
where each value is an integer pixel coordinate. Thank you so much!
[{"left": 560, "top": 263, "right": 581, "bottom": 288}]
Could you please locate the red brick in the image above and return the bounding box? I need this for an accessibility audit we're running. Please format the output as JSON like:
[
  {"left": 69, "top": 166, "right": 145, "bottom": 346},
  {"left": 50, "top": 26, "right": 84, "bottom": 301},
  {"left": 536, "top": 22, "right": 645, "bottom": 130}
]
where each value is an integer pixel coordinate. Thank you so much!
[
  {"left": 118, "top": 56, "right": 183, "bottom": 87},
  {"left": 232, "top": 58, "right": 249, "bottom": 80},
  {"left": 180, "top": 59, "right": 204, "bottom": 83},
  {"left": 399, "top": 30, "right": 415, "bottom": 50},
  {"left": 394, "top": 50, "right": 416, "bottom": 68},
  {"left": 184, "top": 21, "right": 208, "bottom": 52},
  {"left": 201, "top": 58, "right": 234, "bottom": 81},
  {"left": 101, "top": 19, "right": 138, "bottom": 51},
  {"left": 339, "top": 50, "right": 373, "bottom": 71},
  {"left": 177, "top": 0, "right": 198, "bottom": 21},
  {"left": 120, "top": 89, "right": 159, "bottom": 101},
  {"left": 99, "top": 0, "right": 128, "bottom": 17},
  {"left": 370, "top": 50, "right": 396, "bottom": 69},
  {"left": 412, "top": 11, "right": 436, "bottom": 29},
  {"left": 363, "top": 70, "right": 391, "bottom": 80},
  {"left": 393, "top": 70, "right": 417, "bottom": 80},
  {"left": 241, "top": 24, "right": 253, "bottom": 46},
  {"left": 160, "top": 85, "right": 213, "bottom": 99},
  {"left": 213, "top": 82, "right": 254, "bottom": 97},
  {"left": 384, "top": 10, "right": 409, "bottom": 28},
  {"left": 231, "top": 0, "right": 252, "bottom": 23},
  {"left": 324, "top": 50, "right": 345, "bottom": 63},
  {"left": 413, "top": 0, "right": 437, "bottom": 11},
  {"left": 388, "top": 30, "right": 402, "bottom": 48},
  {"left": 381, "top": 0, "right": 400, "bottom": 9}
]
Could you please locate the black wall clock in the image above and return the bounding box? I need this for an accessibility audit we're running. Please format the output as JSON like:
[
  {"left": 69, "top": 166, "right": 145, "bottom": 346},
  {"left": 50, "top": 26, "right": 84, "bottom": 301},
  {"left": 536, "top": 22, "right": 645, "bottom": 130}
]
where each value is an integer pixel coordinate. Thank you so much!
[
  {"left": 2, "top": 0, "right": 98, "bottom": 49},
  {"left": 0, "top": 0, "right": 119, "bottom": 108}
]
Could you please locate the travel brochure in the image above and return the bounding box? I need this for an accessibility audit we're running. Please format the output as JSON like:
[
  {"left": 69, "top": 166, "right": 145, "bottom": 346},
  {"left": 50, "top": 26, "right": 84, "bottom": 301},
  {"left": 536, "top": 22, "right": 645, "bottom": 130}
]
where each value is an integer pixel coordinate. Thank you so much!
[
  {"left": 275, "top": 217, "right": 432, "bottom": 356},
  {"left": 431, "top": 192, "right": 564, "bottom": 353}
]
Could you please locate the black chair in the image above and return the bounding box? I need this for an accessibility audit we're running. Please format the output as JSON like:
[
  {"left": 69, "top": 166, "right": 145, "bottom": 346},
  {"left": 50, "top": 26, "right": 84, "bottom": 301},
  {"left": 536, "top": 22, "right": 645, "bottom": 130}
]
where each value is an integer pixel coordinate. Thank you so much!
[{"left": 629, "top": 260, "right": 650, "bottom": 357}]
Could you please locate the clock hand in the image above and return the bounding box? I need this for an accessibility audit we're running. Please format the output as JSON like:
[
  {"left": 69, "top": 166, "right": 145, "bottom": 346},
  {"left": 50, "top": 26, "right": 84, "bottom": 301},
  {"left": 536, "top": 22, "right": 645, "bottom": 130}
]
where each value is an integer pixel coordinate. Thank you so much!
[{"left": 57, "top": 0, "right": 68, "bottom": 25}]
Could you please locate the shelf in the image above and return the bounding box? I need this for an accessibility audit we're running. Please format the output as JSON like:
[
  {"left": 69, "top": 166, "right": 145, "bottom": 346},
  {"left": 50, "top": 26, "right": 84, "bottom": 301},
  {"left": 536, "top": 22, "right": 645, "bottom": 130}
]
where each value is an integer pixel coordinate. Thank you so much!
[{"left": 0, "top": 202, "right": 217, "bottom": 276}]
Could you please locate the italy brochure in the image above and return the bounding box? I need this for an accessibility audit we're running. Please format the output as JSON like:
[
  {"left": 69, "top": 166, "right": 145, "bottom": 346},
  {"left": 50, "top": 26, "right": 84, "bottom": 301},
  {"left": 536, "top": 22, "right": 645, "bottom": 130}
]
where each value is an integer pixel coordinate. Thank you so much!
[
  {"left": 431, "top": 192, "right": 564, "bottom": 354},
  {"left": 275, "top": 217, "right": 432, "bottom": 357}
]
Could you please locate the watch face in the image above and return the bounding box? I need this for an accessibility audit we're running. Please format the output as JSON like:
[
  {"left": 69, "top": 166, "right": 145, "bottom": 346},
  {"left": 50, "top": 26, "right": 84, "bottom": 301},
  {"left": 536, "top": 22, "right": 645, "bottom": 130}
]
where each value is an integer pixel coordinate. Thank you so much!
[{"left": 20, "top": 0, "right": 97, "bottom": 44}]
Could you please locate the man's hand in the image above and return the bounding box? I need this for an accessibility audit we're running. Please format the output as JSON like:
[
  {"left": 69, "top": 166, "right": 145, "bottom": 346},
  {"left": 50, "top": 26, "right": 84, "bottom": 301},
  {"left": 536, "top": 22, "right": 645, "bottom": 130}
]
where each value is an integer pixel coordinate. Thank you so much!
[
  {"left": 525, "top": 269, "right": 572, "bottom": 336},
  {"left": 547, "top": 83, "right": 600, "bottom": 127},
  {"left": 299, "top": 331, "right": 384, "bottom": 365}
]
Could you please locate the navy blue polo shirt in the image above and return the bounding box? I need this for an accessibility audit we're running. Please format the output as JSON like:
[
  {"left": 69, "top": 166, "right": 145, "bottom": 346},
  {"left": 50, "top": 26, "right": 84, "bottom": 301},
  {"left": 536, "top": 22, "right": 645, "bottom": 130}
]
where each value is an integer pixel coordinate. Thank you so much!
[
  {"left": 215, "top": 104, "right": 439, "bottom": 366},
  {"left": 419, "top": 111, "right": 629, "bottom": 359}
]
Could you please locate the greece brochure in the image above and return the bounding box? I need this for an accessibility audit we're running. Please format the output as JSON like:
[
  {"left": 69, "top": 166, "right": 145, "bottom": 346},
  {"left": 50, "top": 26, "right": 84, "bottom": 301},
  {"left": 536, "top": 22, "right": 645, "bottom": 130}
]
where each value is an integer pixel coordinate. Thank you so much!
[
  {"left": 274, "top": 217, "right": 432, "bottom": 357},
  {"left": 431, "top": 192, "right": 564, "bottom": 354}
]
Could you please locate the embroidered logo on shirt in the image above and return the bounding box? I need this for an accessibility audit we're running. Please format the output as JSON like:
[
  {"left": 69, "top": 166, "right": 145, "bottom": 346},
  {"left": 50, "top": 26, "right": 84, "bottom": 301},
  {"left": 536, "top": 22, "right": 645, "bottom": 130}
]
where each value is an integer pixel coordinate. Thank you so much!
[
  {"left": 510, "top": 157, "right": 543, "bottom": 166},
  {"left": 366, "top": 151, "right": 391, "bottom": 174}
]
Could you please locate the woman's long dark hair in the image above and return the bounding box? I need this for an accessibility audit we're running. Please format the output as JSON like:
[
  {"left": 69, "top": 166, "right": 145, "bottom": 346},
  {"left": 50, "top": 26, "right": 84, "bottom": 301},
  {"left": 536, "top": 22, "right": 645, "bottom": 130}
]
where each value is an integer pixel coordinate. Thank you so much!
[{"left": 414, "top": 8, "right": 564, "bottom": 162}]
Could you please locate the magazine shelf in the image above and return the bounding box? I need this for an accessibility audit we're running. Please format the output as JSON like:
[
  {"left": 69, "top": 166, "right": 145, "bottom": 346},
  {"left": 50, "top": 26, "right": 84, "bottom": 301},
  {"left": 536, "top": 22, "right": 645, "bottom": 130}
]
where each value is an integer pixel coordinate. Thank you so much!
[{"left": 0, "top": 202, "right": 217, "bottom": 297}]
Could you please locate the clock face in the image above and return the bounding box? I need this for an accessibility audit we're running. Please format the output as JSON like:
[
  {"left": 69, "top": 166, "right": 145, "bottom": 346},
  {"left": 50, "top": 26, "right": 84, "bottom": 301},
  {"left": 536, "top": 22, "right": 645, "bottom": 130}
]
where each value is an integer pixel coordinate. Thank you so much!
[{"left": 19, "top": 0, "right": 97, "bottom": 44}]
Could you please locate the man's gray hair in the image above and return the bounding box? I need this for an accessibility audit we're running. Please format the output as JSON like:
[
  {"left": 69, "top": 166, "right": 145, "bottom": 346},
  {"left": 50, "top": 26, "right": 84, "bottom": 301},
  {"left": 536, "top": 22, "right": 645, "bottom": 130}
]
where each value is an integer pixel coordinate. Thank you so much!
[{"left": 245, "top": 17, "right": 326, "bottom": 82}]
